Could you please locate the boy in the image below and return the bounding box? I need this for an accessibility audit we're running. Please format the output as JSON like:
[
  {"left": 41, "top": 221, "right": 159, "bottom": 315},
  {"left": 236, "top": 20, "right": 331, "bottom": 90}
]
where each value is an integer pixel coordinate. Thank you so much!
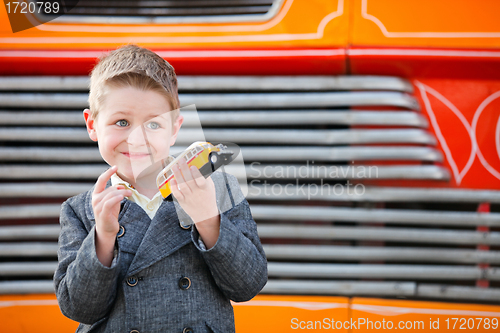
[{"left": 54, "top": 45, "right": 268, "bottom": 333}]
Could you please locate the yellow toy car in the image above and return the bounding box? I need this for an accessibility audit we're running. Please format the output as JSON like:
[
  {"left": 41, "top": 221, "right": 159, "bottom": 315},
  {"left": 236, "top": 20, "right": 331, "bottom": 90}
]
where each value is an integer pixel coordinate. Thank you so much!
[{"left": 156, "top": 141, "right": 237, "bottom": 199}]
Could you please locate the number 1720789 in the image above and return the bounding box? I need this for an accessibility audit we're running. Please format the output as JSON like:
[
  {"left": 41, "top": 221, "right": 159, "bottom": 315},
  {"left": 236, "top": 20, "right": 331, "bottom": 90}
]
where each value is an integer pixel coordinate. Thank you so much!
[
  {"left": 445, "top": 317, "right": 498, "bottom": 330},
  {"left": 5, "top": 2, "right": 60, "bottom": 14}
]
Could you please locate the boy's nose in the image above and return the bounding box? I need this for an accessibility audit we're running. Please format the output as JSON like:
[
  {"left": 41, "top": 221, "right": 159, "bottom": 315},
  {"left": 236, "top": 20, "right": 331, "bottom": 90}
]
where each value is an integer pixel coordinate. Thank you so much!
[{"left": 126, "top": 125, "right": 148, "bottom": 147}]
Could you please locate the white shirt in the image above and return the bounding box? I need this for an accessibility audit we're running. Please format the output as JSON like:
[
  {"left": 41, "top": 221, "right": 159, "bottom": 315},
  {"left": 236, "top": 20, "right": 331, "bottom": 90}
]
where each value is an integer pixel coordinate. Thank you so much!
[{"left": 110, "top": 173, "right": 163, "bottom": 219}]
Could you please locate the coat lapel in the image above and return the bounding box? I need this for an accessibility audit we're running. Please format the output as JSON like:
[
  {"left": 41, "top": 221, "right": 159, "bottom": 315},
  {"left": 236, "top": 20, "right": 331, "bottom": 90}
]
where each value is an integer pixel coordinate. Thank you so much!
[{"left": 126, "top": 199, "right": 192, "bottom": 276}]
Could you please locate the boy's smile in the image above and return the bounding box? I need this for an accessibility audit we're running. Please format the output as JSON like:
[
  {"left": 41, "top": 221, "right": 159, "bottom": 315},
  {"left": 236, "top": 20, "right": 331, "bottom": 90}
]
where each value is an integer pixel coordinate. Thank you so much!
[{"left": 84, "top": 86, "right": 183, "bottom": 193}]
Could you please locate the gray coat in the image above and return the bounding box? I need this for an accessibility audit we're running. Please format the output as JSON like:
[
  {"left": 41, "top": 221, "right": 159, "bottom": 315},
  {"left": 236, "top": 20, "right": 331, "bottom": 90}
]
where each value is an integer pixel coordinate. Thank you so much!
[{"left": 54, "top": 172, "right": 268, "bottom": 333}]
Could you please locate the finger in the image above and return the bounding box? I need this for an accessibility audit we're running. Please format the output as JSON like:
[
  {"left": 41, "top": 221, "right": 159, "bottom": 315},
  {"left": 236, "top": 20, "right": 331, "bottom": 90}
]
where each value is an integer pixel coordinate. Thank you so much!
[
  {"left": 102, "top": 192, "right": 126, "bottom": 211},
  {"left": 94, "top": 165, "right": 118, "bottom": 194},
  {"left": 171, "top": 164, "right": 185, "bottom": 184},
  {"left": 92, "top": 185, "right": 129, "bottom": 206},
  {"left": 172, "top": 164, "right": 191, "bottom": 194},
  {"left": 95, "top": 188, "right": 132, "bottom": 211},
  {"left": 100, "top": 185, "right": 131, "bottom": 198},
  {"left": 97, "top": 190, "right": 130, "bottom": 216},
  {"left": 94, "top": 192, "right": 119, "bottom": 218},
  {"left": 179, "top": 157, "right": 194, "bottom": 183},
  {"left": 102, "top": 188, "right": 132, "bottom": 203},
  {"left": 170, "top": 178, "right": 185, "bottom": 201},
  {"left": 190, "top": 165, "right": 205, "bottom": 187}
]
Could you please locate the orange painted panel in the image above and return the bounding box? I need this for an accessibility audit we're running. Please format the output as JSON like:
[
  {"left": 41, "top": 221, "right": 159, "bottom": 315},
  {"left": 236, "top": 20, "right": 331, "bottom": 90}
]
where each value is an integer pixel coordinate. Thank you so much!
[
  {"left": 3, "top": 0, "right": 500, "bottom": 51},
  {"left": 0, "top": 294, "right": 79, "bottom": 332},
  {"left": 351, "top": 0, "right": 500, "bottom": 49},
  {"left": 352, "top": 297, "right": 500, "bottom": 333},
  {"left": 0, "top": 0, "right": 349, "bottom": 50},
  {"left": 3, "top": 294, "right": 500, "bottom": 332},
  {"left": 233, "top": 294, "right": 350, "bottom": 332},
  {"left": 0, "top": 293, "right": 349, "bottom": 332},
  {"left": 351, "top": 77, "right": 500, "bottom": 190},
  {"left": 413, "top": 78, "right": 500, "bottom": 190}
]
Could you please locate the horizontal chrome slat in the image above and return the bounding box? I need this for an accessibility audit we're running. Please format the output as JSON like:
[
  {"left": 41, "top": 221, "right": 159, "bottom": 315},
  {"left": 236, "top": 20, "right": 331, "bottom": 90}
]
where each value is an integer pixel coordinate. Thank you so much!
[
  {"left": 263, "top": 245, "right": 500, "bottom": 264},
  {"left": 267, "top": 262, "right": 494, "bottom": 280},
  {"left": 3, "top": 240, "right": 494, "bottom": 266},
  {"left": 263, "top": 280, "right": 416, "bottom": 297},
  {"left": 0, "top": 93, "right": 88, "bottom": 108},
  {"left": 0, "top": 279, "right": 496, "bottom": 302},
  {"left": 263, "top": 280, "right": 500, "bottom": 302},
  {"left": 0, "top": 224, "right": 60, "bottom": 239},
  {"left": 0, "top": 110, "right": 428, "bottom": 128},
  {"left": 0, "top": 76, "right": 88, "bottom": 91},
  {"left": 0, "top": 280, "right": 55, "bottom": 294},
  {"left": 257, "top": 225, "right": 500, "bottom": 245},
  {"left": 0, "top": 147, "right": 102, "bottom": 162},
  {"left": 178, "top": 76, "right": 414, "bottom": 92},
  {"left": 198, "top": 128, "right": 437, "bottom": 145},
  {"left": 180, "top": 92, "right": 419, "bottom": 110},
  {"left": 200, "top": 110, "right": 427, "bottom": 127},
  {"left": 0, "top": 200, "right": 500, "bottom": 233},
  {"left": 241, "top": 147, "right": 442, "bottom": 162},
  {"left": 0, "top": 164, "right": 450, "bottom": 181},
  {"left": 0, "top": 262, "right": 57, "bottom": 276},
  {"left": 0, "top": 146, "right": 443, "bottom": 162},
  {"left": 245, "top": 165, "right": 449, "bottom": 180},
  {"left": 417, "top": 285, "right": 500, "bottom": 302},
  {"left": 0, "top": 243, "right": 58, "bottom": 257},
  {"left": 1, "top": 183, "right": 500, "bottom": 203},
  {"left": 0, "top": 76, "right": 413, "bottom": 92},
  {"left": 0, "top": 111, "right": 84, "bottom": 126},
  {"left": 8, "top": 187, "right": 495, "bottom": 223},
  {"left": 0, "top": 165, "right": 107, "bottom": 180},
  {"left": 0, "top": 92, "right": 419, "bottom": 110},
  {"left": 2, "top": 260, "right": 481, "bottom": 288},
  {"left": 0, "top": 183, "right": 92, "bottom": 198},
  {"left": 0, "top": 127, "right": 91, "bottom": 142},
  {"left": 251, "top": 205, "right": 500, "bottom": 227},
  {"left": 247, "top": 184, "right": 500, "bottom": 202},
  {"left": 0, "top": 127, "right": 437, "bottom": 145}
]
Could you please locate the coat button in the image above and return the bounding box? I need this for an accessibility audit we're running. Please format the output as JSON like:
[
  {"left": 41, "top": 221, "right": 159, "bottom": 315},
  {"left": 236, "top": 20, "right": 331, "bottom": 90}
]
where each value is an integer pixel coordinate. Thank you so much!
[
  {"left": 178, "top": 277, "right": 191, "bottom": 290},
  {"left": 182, "top": 328, "right": 194, "bottom": 333},
  {"left": 179, "top": 221, "right": 191, "bottom": 229},
  {"left": 127, "top": 276, "right": 138, "bottom": 287},
  {"left": 130, "top": 330, "right": 140, "bottom": 333},
  {"left": 117, "top": 225, "right": 125, "bottom": 238}
]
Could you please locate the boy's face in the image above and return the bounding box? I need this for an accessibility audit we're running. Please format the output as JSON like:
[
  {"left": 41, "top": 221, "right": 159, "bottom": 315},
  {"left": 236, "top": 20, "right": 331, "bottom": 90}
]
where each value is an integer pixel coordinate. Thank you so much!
[{"left": 84, "top": 86, "right": 183, "bottom": 187}]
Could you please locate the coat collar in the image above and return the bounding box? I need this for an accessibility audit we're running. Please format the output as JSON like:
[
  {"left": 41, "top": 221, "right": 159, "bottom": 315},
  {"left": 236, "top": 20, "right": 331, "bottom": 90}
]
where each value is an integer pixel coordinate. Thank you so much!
[{"left": 127, "top": 200, "right": 192, "bottom": 276}]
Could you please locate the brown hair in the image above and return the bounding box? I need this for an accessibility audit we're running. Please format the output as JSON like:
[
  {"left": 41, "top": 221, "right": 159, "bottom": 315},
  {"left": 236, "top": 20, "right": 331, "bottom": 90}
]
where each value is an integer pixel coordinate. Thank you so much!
[{"left": 88, "top": 44, "right": 180, "bottom": 122}]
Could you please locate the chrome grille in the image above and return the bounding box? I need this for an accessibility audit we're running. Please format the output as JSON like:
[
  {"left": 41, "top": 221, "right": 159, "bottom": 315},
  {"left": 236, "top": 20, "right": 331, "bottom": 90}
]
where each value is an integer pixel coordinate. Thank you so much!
[{"left": 1, "top": 75, "right": 499, "bottom": 303}]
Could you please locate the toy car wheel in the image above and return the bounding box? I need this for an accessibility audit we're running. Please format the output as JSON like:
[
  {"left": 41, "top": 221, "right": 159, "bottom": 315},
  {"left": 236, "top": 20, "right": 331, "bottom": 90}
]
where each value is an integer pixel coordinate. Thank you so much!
[{"left": 210, "top": 153, "right": 218, "bottom": 165}]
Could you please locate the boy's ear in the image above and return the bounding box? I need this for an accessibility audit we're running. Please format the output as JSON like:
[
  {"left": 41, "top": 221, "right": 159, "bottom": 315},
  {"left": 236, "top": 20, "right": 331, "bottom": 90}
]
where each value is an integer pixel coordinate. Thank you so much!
[
  {"left": 83, "top": 108, "right": 98, "bottom": 142},
  {"left": 169, "top": 112, "right": 184, "bottom": 146}
]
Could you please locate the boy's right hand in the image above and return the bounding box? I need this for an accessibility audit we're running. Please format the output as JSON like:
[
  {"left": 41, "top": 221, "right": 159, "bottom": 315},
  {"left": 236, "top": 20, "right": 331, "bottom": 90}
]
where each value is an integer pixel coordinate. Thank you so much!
[{"left": 92, "top": 165, "right": 132, "bottom": 239}]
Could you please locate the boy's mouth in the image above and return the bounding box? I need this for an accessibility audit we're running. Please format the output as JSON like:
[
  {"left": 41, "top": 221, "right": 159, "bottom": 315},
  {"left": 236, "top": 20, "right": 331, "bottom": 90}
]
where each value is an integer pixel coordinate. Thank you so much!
[{"left": 122, "top": 152, "right": 151, "bottom": 159}]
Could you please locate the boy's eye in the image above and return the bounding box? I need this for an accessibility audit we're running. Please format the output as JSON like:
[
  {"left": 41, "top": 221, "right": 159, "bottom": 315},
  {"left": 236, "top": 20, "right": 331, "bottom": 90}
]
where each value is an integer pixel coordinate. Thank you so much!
[
  {"left": 147, "top": 122, "right": 161, "bottom": 130},
  {"left": 116, "top": 120, "right": 128, "bottom": 127}
]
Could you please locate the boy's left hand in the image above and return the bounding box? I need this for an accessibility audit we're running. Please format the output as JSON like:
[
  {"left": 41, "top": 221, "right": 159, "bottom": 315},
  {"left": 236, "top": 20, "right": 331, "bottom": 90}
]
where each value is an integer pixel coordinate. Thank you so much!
[{"left": 170, "top": 158, "right": 220, "bottom": 245}]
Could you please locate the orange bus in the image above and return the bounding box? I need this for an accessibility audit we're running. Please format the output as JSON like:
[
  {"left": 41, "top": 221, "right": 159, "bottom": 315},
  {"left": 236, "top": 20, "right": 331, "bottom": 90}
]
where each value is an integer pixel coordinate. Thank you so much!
[{"left": 1, "top": 1, "right": 500, "bottom": 332}]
